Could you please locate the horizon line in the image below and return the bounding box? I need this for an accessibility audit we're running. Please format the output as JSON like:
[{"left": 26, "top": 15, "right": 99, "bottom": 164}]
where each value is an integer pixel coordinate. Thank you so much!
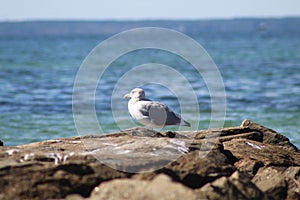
[{"left": 1, "top": 15, "right": 300, "bottom": 23}]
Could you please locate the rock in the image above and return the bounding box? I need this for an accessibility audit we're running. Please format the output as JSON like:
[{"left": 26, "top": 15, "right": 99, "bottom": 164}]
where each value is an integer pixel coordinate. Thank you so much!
[
  {"left": 195, "top": 126, "right": 263, "bottom": 142},
  {"left": 86, "top": 174, "right": 197, "bottom": 200},
  {"left": 0, "top": 120, "right": 299, "bottom": 200},
  {"left": 163, "top": 145, "right": 235, "bottom": 188},
  {"left": 131, "top": 142, "right": 236, "bottom": 190},
  {"left": 66, "top": 194, "right": 85, "bottom": 200},
  {"left": 223, "top": 138, "right": 300, "bottom": 177},
  {"left": 252, "top": 166, "right": 288, "bottom": 200},
  {"left": 252, "top": 166, "right": 300, "bottom": 200},
  {"left": 132, "top": 141, "right": 236, "bottom": 189},
  {"left": 0, "top": 140, "right": 3, "bottom": 146},
  {"left": 284, "top": 167, "right": 300, "bottom": 199},
  {"left": 79, "top": 127, "right": 195, "bottom": 173},
  {"left": 241, "top": 120, "right": 299, "bottom": 152},
  {"left": 195, "top": 171, "right": 269, "bottom": 200},
  {"left": 0, "top": 159, "right": 128, "bottom": 200}
]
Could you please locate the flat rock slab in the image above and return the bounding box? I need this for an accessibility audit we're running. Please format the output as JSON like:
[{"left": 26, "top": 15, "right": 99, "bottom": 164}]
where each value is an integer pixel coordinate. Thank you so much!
[{"left": 0, "top": 120, "right": 299, "bottom": 200}]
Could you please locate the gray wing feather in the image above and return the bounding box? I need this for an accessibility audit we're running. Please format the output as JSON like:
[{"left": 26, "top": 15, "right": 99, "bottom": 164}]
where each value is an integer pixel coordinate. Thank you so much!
[
  {"left": 139, "top": 100, "right": 164, "bottom": 116},
  {"left": 165, "top": 109, "right": 182, "bottom": 125},
  {"left": 139, "top": 100, "right": 181, "bottom": 125}
]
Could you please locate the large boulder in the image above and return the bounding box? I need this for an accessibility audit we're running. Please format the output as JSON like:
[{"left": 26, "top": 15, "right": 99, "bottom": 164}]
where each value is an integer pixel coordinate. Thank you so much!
[
  {"left": 223, "top": 138, "right": 300, "bottom": 176},
  {"left": 241, "top": 120, "right": 299, "bottom": 152},
  {"left": 195, "top": 171, "right": 270, "bottom": 200},
  {"left": 86, "top": 174, "right": 197, "bottom": 200},
  {"left": 0, "top": 120, "right": 299, "bottom": 200},
  {"left": 252, "top": 166, "right": 300, "bottom": 200}
]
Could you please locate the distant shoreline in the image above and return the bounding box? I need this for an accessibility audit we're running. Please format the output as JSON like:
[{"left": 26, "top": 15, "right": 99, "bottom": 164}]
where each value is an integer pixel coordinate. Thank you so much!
[
  {"left": 1, "top": 17, "right": 300, "bottom": 36},
  {"left": 1, "top": 16, "right": 300, "bottom": 23}
]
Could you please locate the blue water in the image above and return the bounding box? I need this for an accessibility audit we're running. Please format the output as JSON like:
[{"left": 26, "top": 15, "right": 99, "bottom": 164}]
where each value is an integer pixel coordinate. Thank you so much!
[{"left": 0, "top": 19, "right": 299, "bottom": 147}]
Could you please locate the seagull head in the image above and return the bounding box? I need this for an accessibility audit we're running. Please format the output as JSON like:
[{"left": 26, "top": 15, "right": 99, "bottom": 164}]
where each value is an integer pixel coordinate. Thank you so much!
[{"left": 124, "top": 88, "right": 145, "bottom": 100}]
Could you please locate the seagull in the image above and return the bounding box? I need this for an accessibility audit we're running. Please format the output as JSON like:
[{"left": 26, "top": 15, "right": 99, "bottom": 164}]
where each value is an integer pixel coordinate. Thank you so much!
[{"left": 124, "top": 88, "right": 191, "bottom": 128}]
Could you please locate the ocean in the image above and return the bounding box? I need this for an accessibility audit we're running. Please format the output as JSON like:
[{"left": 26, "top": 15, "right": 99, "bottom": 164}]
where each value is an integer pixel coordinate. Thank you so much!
[{"left": 0, "top": 18, "right": 299, "bottom": 147}]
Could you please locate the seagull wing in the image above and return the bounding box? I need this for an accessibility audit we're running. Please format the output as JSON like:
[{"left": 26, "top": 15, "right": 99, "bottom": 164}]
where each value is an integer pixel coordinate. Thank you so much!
[{"left": 138, "top": 100, "right": 184, "bottom": 126}]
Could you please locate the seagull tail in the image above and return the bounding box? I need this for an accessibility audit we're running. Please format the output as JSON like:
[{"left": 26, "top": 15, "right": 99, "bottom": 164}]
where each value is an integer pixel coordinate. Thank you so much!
[{"left": 180, "top": 119, "right": 191, "bottom": 127}]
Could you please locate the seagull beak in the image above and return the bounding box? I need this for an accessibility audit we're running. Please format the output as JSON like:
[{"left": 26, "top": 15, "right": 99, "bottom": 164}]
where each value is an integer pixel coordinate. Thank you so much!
[{"left": 123, "top": 93, "right": 130, "bottom": 99}]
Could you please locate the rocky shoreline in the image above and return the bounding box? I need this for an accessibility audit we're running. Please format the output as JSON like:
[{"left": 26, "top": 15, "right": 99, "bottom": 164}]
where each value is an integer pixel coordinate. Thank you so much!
[{"left": 0, "top": 120, "right": 299, "bottom": 200}]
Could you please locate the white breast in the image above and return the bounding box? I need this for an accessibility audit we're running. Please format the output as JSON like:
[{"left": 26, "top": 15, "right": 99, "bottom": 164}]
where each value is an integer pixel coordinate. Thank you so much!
[{"left": 128, "top": 99, "right": 152, "bottom": 126}]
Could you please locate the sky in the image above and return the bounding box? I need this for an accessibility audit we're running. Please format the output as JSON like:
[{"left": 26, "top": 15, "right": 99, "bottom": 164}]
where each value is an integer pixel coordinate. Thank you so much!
[{"left": 1, "top": 0, "right": 300, "bottom": 21}]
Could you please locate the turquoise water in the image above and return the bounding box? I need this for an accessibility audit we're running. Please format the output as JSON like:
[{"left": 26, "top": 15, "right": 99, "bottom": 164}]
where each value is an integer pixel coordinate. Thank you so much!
[{"left": 0, "top": 20, "right": 300, "bottom": 147}]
